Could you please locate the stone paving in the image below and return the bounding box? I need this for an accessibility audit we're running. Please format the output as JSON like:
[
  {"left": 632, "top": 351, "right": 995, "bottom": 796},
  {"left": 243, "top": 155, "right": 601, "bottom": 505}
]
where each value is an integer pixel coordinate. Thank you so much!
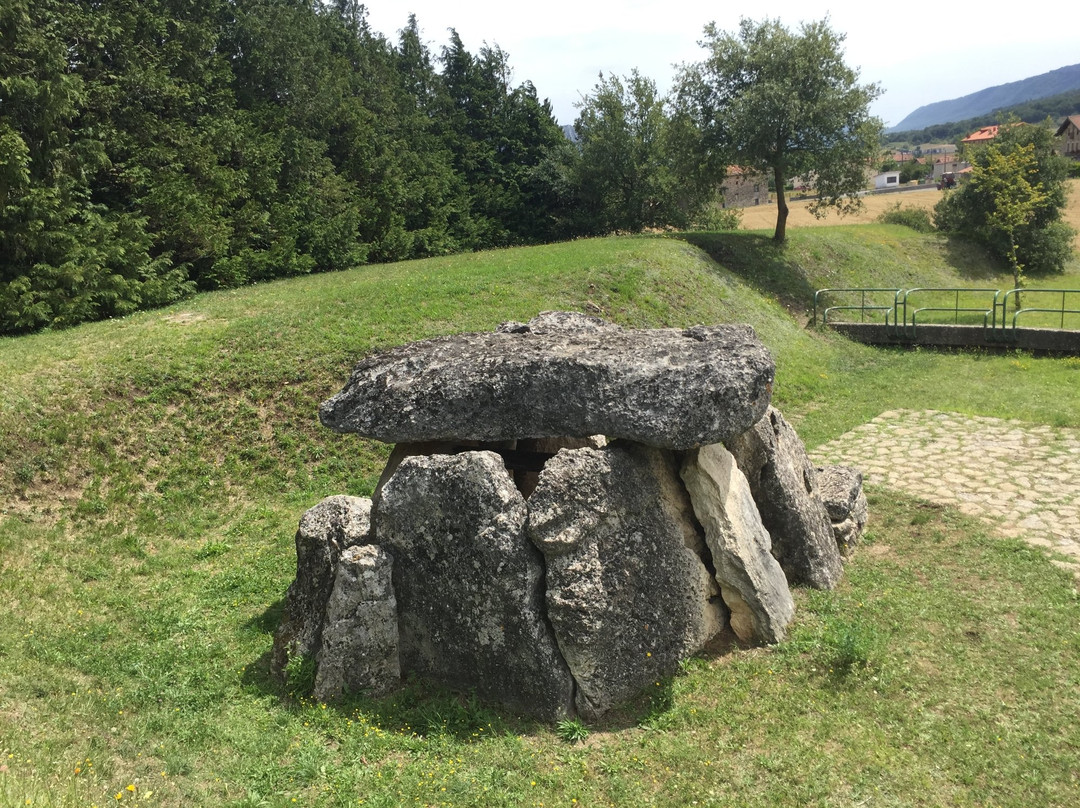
[{"left": 809, "top": 409, "right": 1080, "bottom": 576}]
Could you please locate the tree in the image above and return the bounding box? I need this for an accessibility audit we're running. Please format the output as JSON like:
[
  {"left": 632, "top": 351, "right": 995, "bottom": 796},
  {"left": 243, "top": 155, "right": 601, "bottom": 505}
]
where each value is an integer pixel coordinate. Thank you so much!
[
  {"left": 437, "top": 32, "right": 565, "bottom": 248},
  {"left": 569, "top": 71, "right": 713, "bottom": 235},
  {"left": 677, "top": 17, "right": 883, "bottom": 241},
  {"left": 0, "top": 0, "right": 192, "bottom": 333},
  {"left": 933, "top": 120, "right": 1075, "bottom": 281},
  {"left": 572, "top": 71, "right": 667, "bottom": 233},
  {"left": 970, "top": 142, "right": 1046, "bottom": 293}
]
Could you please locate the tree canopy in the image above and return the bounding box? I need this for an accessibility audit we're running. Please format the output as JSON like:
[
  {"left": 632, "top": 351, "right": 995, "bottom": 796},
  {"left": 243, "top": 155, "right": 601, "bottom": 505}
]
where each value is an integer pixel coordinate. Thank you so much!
[
  {"left": 677, "top": 17, "right": 883, "bottom": 241},
  {"left": 0, "top": 0, "right": 577, "bottom": 334},
  {"left": 933, "top": 121, "right": 1075, "bottom": 281},
  {"left": 568, "top": 71, "right": 712, "bottom": 235},
  {"left": 3, "top": 5, "right": 906, "bottom": 334}
]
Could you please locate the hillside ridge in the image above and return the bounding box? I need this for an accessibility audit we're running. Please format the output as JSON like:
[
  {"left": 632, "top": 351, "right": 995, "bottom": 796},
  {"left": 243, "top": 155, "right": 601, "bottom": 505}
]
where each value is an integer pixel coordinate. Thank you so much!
[{"left": 891, "top": 63, "right": 1080, "bottom": 132}]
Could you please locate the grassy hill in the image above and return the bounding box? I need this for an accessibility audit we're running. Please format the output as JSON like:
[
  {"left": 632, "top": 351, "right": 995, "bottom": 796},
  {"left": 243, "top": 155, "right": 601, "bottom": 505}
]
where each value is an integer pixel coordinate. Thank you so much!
[{"left": 2, "top": 227, "right": 1080, "bottom": 807}]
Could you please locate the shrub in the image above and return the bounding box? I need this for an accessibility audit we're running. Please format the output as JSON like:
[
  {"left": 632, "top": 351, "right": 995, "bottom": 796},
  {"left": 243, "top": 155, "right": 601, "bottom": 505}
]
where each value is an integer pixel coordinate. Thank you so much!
[
  {"left": 932, "top": 120, "right": 1076, "bottom": 278},
  {"left": 283, "top": 653, "right": 316, "bottom": 698},
  {"left": 691, "top": 205, "right": 743, "bottom": 231},
  {"left": 1017, "top": 219, "right": 1076, "bottom": 276},
  {"left": 821, "top": 617, "right": 880, "bottom": 675},
  {"left": 556, "top": 717, "right": 590, "bottom": 744},
  {"left": 878, "top": 202, "right": 935, "bottom": 233}
]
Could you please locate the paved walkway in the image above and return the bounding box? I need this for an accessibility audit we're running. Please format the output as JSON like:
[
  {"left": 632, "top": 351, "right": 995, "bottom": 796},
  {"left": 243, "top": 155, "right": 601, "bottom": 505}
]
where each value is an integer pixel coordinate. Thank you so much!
[{"left": 809, "top": 410, "right": 1080, "bottom": 576}]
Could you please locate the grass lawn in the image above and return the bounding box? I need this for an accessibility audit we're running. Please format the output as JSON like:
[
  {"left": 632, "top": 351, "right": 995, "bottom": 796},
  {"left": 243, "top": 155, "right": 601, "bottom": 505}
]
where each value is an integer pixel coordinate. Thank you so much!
[{"left": 2, "top": 225, "right": 1079, "bottom": 806}]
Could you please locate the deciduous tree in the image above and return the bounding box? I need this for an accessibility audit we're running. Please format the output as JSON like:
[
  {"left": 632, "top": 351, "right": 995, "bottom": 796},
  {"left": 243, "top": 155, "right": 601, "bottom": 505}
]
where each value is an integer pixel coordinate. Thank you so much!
[
  {"left": 570, "top": 70, "right": 711, "bottom": 234},
  {"left": 677, "top": 17, "right": 883, "bottom": 242},
  {"left": 933, "top": 120, "right": 1075, "bottom": 282}
]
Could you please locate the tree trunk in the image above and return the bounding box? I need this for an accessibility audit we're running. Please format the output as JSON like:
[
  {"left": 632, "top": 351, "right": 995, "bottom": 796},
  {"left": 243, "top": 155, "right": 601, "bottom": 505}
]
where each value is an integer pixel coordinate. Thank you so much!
[
  {"left": 1007, "top": 237, "right": 1023, "bottom": 310},
  {"left": 773, "top": 165, "right": 788, "bottom": 242}
]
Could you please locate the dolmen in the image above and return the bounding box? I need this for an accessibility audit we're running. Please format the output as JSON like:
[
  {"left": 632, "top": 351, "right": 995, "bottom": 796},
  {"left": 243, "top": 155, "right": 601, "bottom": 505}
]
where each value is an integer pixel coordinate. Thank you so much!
[{"left": 272, "top": 312, "right": 867, "bottom": 720}]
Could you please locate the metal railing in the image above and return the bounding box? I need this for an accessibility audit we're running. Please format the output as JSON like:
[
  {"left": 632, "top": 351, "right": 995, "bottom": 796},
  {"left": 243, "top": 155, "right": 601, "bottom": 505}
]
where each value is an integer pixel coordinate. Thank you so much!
[
  {"left": 813, "top": 286, "right": 1080, "bottom": 341},
  {"left": 812, "top": 288, "right": 902, "bottom": 326},
  {"left": 898, "top": 287, "right": 999, "bottom": 338},
  {"left": 996, "top": 289, "right": 1080, "bottom": 336}
]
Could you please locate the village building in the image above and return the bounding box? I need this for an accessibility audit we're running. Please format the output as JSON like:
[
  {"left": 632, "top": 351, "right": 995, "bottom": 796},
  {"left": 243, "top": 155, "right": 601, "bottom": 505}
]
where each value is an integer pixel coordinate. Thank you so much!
[
  {"left": 720, "top": 167, "right": 768, "bottom": 208},
  {"left": 932, "top": 155, "right": 969, "bottom": 182},
  {"left": 961, "top": 125, "right": 1001, "bottom": 146},
  {"left": 1055, "top": 115, "right": 1080, "bottom": 160},
  {"left": 918, "top": 143, "right": 957, "bottom": 157},
  {"left": 873, "top": 171, "right": 902, "bottom": 190}
]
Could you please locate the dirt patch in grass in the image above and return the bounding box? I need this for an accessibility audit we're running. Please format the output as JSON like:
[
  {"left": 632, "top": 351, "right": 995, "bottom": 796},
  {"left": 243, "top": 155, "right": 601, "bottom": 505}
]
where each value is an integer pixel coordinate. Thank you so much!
[{"left": 161, "top": 311, "right": 208, "bottom": 325}]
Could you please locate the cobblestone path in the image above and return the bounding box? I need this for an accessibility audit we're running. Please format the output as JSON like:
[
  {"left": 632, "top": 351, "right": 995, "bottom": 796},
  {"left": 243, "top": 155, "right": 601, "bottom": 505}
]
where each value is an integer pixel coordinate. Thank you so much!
[{"left": 810, "top": 410, "right": 1080, "bottom": 576}]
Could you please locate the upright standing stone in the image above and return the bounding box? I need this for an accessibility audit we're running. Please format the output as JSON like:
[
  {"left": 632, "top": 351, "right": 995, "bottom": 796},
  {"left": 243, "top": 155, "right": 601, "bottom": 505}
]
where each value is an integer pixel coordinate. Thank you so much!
[
  {"left": 272, "top": 495, "right": 372, "bottom": 677},
  {"left": 513, "top": 435, "right": 607, "bottom": 499},
  {"left": 815, "top": 465, "right": 869, "bottom": 554},
  {"left": 681, "top": 444, "right": 795, "bottom": 643},
  {"left": 374, "top": 451, "right": 575, "bottom": 720},
  {"left": 527, "top": 442, "right": 724, "bottom": 719},
  {"left": 314, "top": 544, "right": 399, "bottom": 700},
  {"left": 727, "top": 407, "right": 842, "bottom": 589}
]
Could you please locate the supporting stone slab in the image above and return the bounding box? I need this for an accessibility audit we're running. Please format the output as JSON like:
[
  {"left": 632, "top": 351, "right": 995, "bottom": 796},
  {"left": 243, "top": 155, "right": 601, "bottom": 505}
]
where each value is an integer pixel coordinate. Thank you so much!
[
  {"left": 271, "top": 495, "right": 373, "bottom": 678},
  {"left": 526, "top": 442, "right": 724, "bottom": 719},
  {"left": 374, "top": 451, "right": 575, "bottom": 720},
  {"left": 314, "top": 545, "right": 399, "bottom": 700},
  {"left": 727, "top": 407, "right": 843, "bottom": 590},
  {"left": 681, "top": 444, "right": 795, "bottom": 644}
]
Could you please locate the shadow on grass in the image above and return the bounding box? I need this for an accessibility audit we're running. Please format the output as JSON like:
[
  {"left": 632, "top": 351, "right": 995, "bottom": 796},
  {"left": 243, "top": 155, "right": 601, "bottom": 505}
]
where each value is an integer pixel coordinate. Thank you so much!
[
  {"left": 940, "top": 234, "right": 1005, "bottom": 282},
  {"left": 682, "top": 230, "right": 1020, "bottom": 303},
  {"left": 676, "top": 231, "right": 819, "bottom": 315},
  {"left": 247, "top": 597, "right": 285, "bottom": 635},
  {"left": 239, "top": 598, "right": 748, "bottom": 736}
]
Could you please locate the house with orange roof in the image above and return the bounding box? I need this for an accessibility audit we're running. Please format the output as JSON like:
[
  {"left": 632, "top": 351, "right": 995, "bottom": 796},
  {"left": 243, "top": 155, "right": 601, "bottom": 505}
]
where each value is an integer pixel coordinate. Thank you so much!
[
  {"left": 961, "top": 125, "right": 1000, "bottom": 145},
  {"left": 1055, "top": 114, "right": 1080, "bottom": 159}
]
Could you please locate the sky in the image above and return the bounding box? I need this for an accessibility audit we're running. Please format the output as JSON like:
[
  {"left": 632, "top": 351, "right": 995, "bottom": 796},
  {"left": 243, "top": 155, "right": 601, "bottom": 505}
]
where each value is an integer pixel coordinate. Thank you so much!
[{"left": 361, "top": 1, "right": 1078, "bottom": 130}]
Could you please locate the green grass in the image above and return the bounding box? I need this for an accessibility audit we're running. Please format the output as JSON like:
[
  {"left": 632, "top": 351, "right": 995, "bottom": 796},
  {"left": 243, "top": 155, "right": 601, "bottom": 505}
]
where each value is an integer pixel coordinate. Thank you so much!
[
  {"left": 684, "top": 227, "right": 1080, "bottom": 330},
  {"left": 2, "top": 227, "right": 1080, "bottom": 806}
]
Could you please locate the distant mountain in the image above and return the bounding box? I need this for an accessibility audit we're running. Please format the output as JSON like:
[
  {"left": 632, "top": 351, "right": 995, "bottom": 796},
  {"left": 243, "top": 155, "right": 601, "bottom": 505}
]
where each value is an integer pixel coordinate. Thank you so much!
[
  {"left": 886, "top": 88, "right": 1080, "bottom": 145},
  {"left": 890, "top": 63, "right": 1080, "bottom": 132}
]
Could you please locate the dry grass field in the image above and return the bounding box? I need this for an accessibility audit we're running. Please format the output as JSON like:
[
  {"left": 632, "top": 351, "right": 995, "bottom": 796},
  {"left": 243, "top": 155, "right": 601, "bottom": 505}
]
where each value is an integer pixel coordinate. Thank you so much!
[{"left": 737, "top": 178, "right": 1080, "bottom": 249}]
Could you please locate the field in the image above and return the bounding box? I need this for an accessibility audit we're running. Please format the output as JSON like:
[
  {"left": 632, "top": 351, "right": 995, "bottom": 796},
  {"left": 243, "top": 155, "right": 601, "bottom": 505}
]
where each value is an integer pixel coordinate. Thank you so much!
[
  {"left": 2, "top": 219, "right": 1080, "bottom": 806},
  {"left": 737, "top": 178, "right": 1080, "bottom": 250},
  {"left": 737, "top": 187, "right": 943, "bottom": 230}
]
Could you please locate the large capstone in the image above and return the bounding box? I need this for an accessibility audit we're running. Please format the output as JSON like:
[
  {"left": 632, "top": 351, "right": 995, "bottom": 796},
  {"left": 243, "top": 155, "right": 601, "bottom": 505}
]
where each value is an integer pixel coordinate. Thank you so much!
[
  {"left": 373, "top": 451, "right": 575, "bottom": 720},
  {"left": 319, "top": 311, "right": 774, "bottom": 450},
  {"left": 271, "top": 495, "right": 372, "bottom": 677},
  {"left": 526, "top": 442, "right": 724, "bottom": 719},
  {"left": 680, "top": 444, "right": 795, "bottom": 644},
  {"left": 727, "top": 407, "right": 843, "bottom": 590}
]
